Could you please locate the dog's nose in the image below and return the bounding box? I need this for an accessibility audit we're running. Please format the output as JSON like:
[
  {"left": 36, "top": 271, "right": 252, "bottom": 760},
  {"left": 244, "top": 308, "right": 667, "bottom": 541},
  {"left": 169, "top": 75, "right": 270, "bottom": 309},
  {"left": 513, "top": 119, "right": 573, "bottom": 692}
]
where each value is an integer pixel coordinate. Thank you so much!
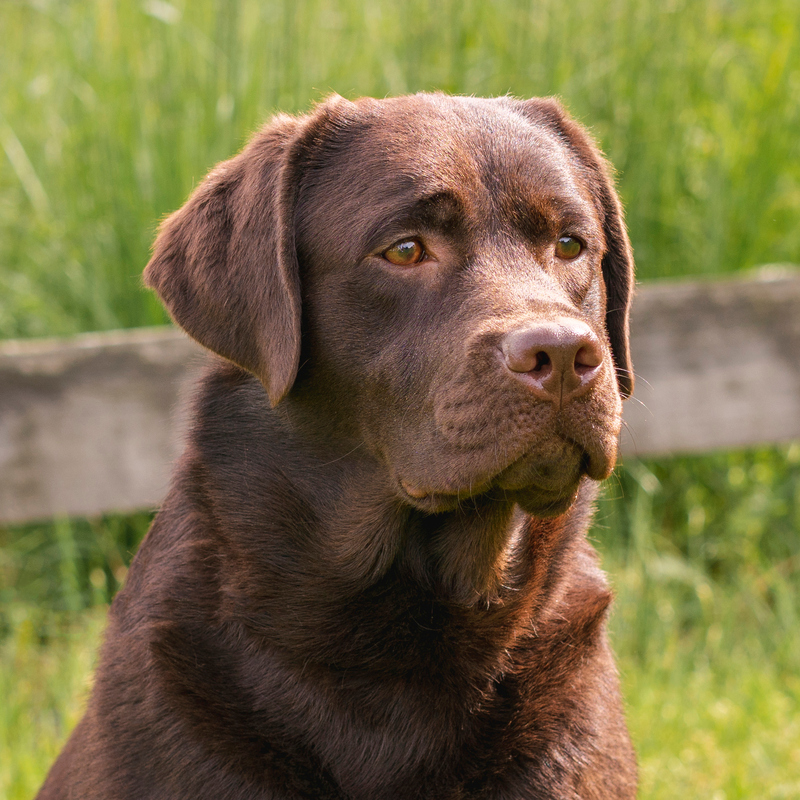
[{"left": 500, "top": 319, "right": 604, "bottom": 401}]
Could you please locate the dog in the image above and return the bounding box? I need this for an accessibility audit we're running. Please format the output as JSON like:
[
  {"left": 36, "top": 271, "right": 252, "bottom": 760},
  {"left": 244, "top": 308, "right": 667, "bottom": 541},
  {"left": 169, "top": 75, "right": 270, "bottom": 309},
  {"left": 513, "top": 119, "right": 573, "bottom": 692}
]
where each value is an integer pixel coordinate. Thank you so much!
[{"left": 38, "top": 93, "right": 637, "bottom": 799}]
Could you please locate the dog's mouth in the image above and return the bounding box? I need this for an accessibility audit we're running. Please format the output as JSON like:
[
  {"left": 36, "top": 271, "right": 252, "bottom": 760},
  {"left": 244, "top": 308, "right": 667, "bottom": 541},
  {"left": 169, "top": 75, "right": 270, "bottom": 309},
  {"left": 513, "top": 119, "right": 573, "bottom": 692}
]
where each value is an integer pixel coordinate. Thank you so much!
[
  {"left": 396, "top": 434, "right": 610, "bottom": 516},
  {"left": 397, "top": 472, "right": 578, "bottom": 517}
]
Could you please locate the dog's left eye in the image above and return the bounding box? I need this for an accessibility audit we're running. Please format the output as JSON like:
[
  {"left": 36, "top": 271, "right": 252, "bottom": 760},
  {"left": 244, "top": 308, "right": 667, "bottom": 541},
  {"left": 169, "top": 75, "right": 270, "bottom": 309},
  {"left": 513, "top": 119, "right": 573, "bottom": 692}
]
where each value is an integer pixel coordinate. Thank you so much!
[
  {"left": 555, "top": 236, "right": 583, "bottom": 260},
  {"left": 383, "top": 239, "right": 426, "bottom": 266}
]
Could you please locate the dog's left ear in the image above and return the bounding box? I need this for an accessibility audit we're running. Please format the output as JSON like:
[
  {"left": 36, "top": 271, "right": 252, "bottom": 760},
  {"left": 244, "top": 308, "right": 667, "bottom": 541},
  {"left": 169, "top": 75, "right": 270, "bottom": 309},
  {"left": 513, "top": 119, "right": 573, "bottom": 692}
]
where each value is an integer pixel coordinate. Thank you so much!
[
  {"left": 144, "top": 96, "right": 354, "bottom": 406},
  {"left": 513, "top": 97, "right": 635, "bottom": 398}
]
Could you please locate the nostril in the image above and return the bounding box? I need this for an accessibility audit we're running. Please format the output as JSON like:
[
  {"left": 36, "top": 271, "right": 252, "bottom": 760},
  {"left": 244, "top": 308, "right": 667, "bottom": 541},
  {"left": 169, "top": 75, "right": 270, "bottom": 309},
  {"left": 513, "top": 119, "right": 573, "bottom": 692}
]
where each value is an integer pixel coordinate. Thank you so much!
[
  {"left": 503, "top": 341, "right": 552, "bottom": 374},
  {"left": 533, "top": 351, "right": 551, "bottom": 374},
  {"left": 574, "top": 344, "right": 602, "bottom": 378}
]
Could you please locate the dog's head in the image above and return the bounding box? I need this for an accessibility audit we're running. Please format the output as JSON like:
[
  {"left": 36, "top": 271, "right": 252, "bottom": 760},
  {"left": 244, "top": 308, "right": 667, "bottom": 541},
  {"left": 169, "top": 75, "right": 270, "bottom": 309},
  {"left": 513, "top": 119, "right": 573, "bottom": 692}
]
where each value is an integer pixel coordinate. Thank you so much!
[{"left": 145, "top": 93, "right": 634, "bottom": 517}]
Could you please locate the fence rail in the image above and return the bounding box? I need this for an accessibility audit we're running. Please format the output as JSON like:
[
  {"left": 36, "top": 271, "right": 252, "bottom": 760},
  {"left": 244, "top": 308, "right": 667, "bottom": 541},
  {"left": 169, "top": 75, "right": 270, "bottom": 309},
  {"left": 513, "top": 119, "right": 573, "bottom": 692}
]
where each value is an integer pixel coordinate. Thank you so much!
[{"left": 2, "top": 269, "right": 799, "bottom": 525}]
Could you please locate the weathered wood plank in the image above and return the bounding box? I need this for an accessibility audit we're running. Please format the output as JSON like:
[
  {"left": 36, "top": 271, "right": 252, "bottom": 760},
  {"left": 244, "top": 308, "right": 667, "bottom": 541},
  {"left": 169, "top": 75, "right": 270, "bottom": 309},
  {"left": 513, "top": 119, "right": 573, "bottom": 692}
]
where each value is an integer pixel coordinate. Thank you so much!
[
  {"left": 0, "top": 328, "right": 205, "bottom": 524},
  {"left": 620, "top": 268, "right": 800, "bottom": 456},
  {"left": 1, "top": 270, "right": 798, "bottom": 524}
]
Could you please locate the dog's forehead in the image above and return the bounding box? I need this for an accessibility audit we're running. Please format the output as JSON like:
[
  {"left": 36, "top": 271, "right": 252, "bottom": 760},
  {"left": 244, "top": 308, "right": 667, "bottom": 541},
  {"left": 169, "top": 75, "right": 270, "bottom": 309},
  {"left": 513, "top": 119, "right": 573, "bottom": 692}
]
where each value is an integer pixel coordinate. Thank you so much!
[
  {"left": 296, "top": 95, "right": 598, "bottom": 259},
  {"left": 357, "top": 96, "right": 582, "bottom": 197}
]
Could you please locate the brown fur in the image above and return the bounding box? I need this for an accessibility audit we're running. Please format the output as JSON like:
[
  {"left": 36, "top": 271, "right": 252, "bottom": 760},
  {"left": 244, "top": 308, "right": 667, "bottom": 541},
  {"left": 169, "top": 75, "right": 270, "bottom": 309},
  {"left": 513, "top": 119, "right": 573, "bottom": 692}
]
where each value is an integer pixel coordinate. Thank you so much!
[{"left": 38, "top": 93, "right": 637, "bottom": 799}]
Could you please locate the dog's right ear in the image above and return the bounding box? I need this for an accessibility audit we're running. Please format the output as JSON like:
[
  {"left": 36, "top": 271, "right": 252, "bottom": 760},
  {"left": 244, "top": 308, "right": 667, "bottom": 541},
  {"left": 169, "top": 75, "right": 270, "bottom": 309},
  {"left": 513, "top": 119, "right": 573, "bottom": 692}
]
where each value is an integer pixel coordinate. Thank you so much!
[{"left": 144, "top": 113, "right": 308, "bottom": 406}]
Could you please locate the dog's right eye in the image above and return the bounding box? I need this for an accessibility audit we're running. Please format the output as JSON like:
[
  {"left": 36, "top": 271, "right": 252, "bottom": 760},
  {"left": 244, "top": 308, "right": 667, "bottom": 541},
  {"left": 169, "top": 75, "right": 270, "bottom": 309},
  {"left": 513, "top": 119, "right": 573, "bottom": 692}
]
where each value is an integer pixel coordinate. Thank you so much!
[
  {"left": 383, "top": 239, "right": 426, "bottom": 266},
  {"left": 555, "top": 236, "right": 583, "bottom": 260}
]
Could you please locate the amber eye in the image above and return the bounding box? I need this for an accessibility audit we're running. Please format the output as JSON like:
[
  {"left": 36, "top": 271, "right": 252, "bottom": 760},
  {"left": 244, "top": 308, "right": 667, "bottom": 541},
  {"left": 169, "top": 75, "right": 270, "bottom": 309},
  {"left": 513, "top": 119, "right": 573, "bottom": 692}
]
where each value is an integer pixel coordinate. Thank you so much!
[
  {"left": 555, "top": 236, "right": 583, "bottom": 260},
  {"left": 383, "top": 239, "right": 426, "bottom": 266}
]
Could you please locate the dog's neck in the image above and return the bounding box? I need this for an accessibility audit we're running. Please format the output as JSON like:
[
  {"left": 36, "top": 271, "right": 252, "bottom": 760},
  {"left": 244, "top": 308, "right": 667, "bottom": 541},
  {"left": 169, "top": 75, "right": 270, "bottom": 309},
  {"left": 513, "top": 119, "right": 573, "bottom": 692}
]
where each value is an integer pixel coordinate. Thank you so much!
[
  {"left": 137, "top": 367, "right": 613, "bottom": 794},
  {"left": 181, "top": 369, "right": 599, "bottom": 663}
]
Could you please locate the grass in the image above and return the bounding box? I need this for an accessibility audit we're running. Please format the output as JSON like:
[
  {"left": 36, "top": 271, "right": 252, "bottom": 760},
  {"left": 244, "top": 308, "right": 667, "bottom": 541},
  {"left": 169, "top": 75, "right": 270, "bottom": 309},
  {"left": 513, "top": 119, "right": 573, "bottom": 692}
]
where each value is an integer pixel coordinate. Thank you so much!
[
  {"left": 1, "top": 0, "right": 799, "bottom": 796},
  {"left": 0, "top": 608, "right": 105, "bottom": 799},
  {"left": 600, "top": 445, "right": 800, "bottom": 798},
  {"left": 2, "top": 0, "right": 800, "bottom": 339},
  {"left": 3, "top": 446, "right": 799, "bottom": 798}
]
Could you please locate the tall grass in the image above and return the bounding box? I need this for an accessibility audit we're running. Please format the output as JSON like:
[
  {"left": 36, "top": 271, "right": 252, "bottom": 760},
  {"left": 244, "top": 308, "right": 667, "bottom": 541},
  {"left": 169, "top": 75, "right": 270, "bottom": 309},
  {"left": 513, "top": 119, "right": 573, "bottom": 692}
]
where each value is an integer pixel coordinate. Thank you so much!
[
  {"left": 1, "top": 0, "right": 799, "bottom": 797},
  {"left": 3, "top": 446, "right": 799, "bottom": 798},
  {"left": 601, "top": 447, "right": 800, "bottom": 798},
  {"left": 2, "top": 0, "right": 800, "bottom": 338}
]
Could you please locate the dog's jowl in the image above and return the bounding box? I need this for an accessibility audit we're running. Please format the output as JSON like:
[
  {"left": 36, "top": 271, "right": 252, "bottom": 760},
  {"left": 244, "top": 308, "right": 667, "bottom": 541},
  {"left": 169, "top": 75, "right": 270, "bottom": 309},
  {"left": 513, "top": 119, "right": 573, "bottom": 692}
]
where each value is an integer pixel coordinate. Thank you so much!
[{"left": 38, "top": 94, "right": 637, "bottom": 800}]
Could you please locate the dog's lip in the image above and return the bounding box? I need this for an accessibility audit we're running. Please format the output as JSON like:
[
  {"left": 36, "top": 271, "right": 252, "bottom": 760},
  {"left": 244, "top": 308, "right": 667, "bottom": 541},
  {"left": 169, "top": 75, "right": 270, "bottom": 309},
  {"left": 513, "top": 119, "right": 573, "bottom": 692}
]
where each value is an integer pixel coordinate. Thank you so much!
[
  {"left": 395, "top": 415, "right": 620, "bottom": 511},
  {"left": 398, "top": 477, "right": 490, "bottom": 506},
  {"left": 399, "top": 479, "right": 431, "bottom": 499},
  {"left": 397, "top": 487, "right": 457, "bottom": 513},
  {"left": 563, "top": 432, "right": 617, "bottom": 481},
  {"left": 396, "top": 475, "right": 502, "bottom": 513},
  {"left": 397, "top": 472, "right": 578, "bottom": 517},
  {"left": 396, "top": 448, "right": 585, "bottom": 510}
]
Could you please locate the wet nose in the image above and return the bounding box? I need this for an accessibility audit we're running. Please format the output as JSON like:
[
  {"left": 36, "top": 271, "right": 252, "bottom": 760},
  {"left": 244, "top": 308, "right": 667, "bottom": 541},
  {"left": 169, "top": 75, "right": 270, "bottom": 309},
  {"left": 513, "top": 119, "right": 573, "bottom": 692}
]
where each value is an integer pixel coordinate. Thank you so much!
[{"left": 500, "top": 318, "right": 604, "bottom": 402}]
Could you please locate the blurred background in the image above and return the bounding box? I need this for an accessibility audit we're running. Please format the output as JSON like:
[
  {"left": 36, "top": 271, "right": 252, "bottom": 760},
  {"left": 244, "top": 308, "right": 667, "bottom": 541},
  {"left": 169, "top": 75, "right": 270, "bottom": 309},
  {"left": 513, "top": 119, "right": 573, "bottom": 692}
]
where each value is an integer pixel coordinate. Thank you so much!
[{"left": 1, "top": 0, "right": 798, "bottom": 797}]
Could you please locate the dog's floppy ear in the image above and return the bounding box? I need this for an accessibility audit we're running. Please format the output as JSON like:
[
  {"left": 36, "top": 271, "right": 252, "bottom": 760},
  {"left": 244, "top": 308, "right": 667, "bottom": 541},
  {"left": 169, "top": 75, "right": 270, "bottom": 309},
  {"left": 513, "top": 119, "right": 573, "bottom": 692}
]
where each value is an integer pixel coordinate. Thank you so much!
[
  {"left": 144, "top": 105, "right": 339, "bottom": 406},
  {"left": 513, "top": 97, "right": 635, "bottom": 398}
]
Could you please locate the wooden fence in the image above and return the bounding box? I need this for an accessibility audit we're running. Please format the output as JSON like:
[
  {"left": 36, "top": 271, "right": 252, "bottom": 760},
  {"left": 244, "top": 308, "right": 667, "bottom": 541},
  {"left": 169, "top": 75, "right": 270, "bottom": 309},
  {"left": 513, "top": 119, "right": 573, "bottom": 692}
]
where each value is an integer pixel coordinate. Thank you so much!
[{"left": 1, "top": 269, "right": 799, "bottom": 525}]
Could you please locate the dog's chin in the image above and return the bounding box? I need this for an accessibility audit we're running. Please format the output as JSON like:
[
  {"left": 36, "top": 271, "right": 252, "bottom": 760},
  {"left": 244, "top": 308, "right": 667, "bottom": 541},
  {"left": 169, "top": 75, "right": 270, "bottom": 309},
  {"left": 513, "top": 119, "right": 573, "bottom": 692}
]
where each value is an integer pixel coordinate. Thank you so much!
[
  {"left": 509, "top": 484, "right": 580, "bottom": 517},
  {"left": 493, "top": 447, "right": 584, "bottom": 517},
  {"left": 396, "top": 475, "right": 580, "bottom": 517},
  {"left": 395, "top": 440, "right": 609, "bottom": 516}
]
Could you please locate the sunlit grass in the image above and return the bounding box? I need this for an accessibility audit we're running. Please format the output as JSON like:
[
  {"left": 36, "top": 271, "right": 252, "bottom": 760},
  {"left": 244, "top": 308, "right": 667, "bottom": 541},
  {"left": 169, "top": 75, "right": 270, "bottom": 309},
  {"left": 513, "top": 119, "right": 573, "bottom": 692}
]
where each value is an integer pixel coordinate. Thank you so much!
[
  {"left": 5, "top": 587, "right": 798, "bottom": 799},
  {"left": 597, "top": 443, "right": 800, "bottom": 798},
  {"left": 617, "top": 609, "right": 800, "bottom": 800},
  {"left": 0, "top": 607, "right": 105, "bottom": 800},
  {"left": 2, "top": 446, "right": 799, "bottom": 797},
  {"left": 2, "top": 0, "right": 800, "bottom": 338},
  {"left": 1, "top": 0, "right": 799, "bottom": 796}
]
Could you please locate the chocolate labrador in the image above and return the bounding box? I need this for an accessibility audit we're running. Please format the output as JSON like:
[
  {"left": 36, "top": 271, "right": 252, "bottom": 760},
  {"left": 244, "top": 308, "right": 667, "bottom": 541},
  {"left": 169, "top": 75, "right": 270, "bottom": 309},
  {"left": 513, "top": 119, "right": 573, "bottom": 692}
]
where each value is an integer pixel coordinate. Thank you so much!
[{"left": 38, "top": 93, "right": 637, "bottom": 799}]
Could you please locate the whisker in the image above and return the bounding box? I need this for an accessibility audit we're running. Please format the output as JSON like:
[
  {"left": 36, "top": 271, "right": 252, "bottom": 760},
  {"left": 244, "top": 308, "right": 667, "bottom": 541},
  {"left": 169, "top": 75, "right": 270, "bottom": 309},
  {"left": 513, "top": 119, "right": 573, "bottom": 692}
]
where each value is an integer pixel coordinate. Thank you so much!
[
  {"left": 314, "top": 441, "right": 366, "bottom": 468},
  {"left": 623, "top": 394, "right": 651, "bottom": 413}
]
